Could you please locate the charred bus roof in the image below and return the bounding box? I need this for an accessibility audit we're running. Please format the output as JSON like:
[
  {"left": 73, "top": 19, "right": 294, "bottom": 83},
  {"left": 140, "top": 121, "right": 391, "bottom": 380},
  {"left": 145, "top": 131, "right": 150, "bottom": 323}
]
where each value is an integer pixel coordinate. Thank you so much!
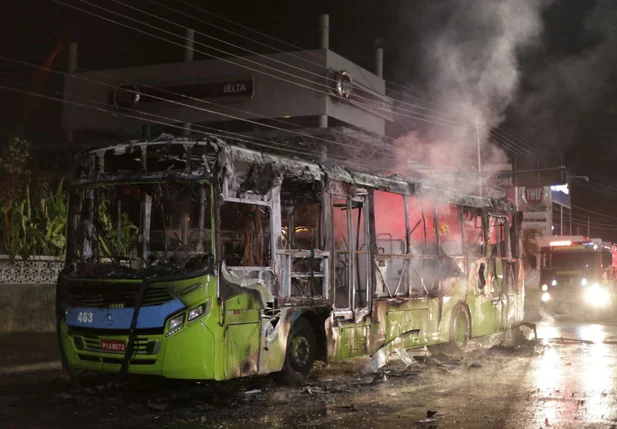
[{"left": 69, "top": 135, "right": 516, "bottom": 213}]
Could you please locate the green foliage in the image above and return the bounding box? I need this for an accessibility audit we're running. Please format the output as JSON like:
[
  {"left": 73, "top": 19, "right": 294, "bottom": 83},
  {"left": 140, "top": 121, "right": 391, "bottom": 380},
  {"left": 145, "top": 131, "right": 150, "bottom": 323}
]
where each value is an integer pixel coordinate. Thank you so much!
[
  {"left": 0, "top": 137, "right": 31, "bottom": 208},
  {"left": 0, "top": 179, "right": 68, "bottom": 260},
  {"left": 95, "top": 194, "right": 139, "bottom": 257},
  {"left": 0, "top": 138, "right": 68, "bottom": 260}
]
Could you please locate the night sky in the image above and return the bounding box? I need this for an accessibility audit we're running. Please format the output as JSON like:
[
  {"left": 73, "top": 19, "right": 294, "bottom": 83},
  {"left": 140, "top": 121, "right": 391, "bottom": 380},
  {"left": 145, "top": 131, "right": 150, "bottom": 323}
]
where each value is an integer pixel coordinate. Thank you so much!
[{"left": 3, "top": 0, "right": 617, "bottom": 238}]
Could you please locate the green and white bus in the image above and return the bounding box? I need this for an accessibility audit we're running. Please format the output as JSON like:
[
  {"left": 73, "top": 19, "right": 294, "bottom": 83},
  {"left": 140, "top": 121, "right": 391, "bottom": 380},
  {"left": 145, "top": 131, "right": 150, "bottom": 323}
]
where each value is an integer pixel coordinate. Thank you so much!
[{"left": 56, "top": 137, "right": 524, "bottom": 383}]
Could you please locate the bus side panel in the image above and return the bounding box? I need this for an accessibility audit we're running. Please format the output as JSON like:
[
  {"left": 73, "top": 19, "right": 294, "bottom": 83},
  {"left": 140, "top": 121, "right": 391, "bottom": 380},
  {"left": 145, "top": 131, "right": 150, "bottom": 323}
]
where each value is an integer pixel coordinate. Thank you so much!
[
  {"left": 337, "top": 323, "right": 371, "bottom": 359},
  {"left": 224, "top": 323, "right": 260, "bottom": 379},
  {"left": 221, "top": 293, "right": 262, "bottom": 379},
  {"left": 466, "top": 256, "right": 500, "bottom": 337},
  {"left": 433, "top": 280, "right": 471, "bottom": 343},
  {"left": 381, "top": 298, "right": 432, "bottom": 347},
  {"left": 257, "top": 308, "right": 296, "bottom": 376}
]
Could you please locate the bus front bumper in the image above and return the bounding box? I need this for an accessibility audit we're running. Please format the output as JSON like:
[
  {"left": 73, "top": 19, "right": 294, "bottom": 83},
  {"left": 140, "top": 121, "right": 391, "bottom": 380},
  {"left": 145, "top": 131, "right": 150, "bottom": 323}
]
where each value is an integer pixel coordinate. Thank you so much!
[{"left": 59, "top": 319, "right": 219, "bottom": 380}]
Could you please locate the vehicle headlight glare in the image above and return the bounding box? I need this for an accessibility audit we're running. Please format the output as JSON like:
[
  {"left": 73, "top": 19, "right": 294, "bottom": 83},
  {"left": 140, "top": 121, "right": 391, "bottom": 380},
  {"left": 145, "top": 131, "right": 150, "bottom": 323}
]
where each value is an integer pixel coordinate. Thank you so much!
[
  {"left": 541, "top": 292, "right": 550, "bottom": 302},
  {"left": 581, "top": 278, "right": 588, "bottom": 286},
  {"left": 188, "top": 304, "right": 205, "bottom": 321},
  {"left": 542, "top": 284, "right": 548, "bottom": 292},
  {"left": 551, "top": 279, "right": 557, "bottom": 286},
  {"left": 169, "top": 314, "right": 185, "bottom": 330},
  {"left": 584, "top": 284, "right": 610, "bottom": 307}
]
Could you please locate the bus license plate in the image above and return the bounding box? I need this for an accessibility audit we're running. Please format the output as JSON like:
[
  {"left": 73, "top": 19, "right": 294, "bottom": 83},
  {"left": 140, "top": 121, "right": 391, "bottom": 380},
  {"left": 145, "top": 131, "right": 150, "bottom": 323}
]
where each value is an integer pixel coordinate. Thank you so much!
[{"left": 101, "top": 340, "right": 126, "bottom": 353}]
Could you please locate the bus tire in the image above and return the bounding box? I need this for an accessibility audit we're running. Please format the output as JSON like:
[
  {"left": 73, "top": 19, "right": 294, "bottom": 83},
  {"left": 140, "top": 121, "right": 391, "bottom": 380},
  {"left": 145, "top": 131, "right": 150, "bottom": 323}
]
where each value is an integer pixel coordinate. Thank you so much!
[
  {"left": 274, "top": 317, "right": 316, "bottom": 385},
  {"left": 449, "top": 303, "right": 470, "bottom": 349}
]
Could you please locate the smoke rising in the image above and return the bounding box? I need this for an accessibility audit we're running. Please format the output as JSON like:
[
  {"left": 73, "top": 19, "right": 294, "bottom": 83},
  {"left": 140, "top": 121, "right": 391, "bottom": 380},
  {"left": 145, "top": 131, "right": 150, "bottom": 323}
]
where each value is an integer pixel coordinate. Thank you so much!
[
  {"left": 510, "top": 0, "right": 617, "bottom": 151},
  {"left": 393, "top": 0, "right": 552, "bottom": 195}
]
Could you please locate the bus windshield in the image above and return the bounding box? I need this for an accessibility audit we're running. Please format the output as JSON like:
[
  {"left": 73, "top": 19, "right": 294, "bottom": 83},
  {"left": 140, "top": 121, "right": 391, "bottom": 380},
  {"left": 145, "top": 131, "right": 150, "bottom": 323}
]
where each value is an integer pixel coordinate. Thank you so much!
[
  {"left": 67, "top": 181, "right": 213, "bottom": 278},
  {"left": 542, "top": 251, "right": 599, "bottom": 271}
]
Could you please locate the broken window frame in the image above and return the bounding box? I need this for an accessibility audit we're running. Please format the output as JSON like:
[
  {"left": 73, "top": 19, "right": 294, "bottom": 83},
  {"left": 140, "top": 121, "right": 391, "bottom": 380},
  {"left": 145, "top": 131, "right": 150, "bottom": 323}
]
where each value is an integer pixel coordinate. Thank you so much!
[
  {"left": 373, "top": 190, "right": 410, "bottom": 298},
  {"left": 331, "top": 192, "right": 371, "bottom": 319},
  {"left": 68, "top": 181, "right": 213, "bottom": 271},
  {"left": 219, "top": 197, "right": 274, "bottom": 270},
  {"left": 278, "top": 181, "right": 330, "bottom": 300}
]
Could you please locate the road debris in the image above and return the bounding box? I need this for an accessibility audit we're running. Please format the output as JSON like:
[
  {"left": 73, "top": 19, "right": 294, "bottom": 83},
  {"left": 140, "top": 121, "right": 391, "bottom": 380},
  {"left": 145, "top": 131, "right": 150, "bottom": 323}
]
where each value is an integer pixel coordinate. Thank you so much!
[
  {"left": 54, "top": 392, "right": 73, "bottom": 400},
  {"left": 146, "top": 402, "right": 168, "bottom": 411},
  {"left": 361, "top": 329, "right": 420, "bottom": 374},
  {"left": 305, "top": 387, "right": 323, "bottom": 396}
]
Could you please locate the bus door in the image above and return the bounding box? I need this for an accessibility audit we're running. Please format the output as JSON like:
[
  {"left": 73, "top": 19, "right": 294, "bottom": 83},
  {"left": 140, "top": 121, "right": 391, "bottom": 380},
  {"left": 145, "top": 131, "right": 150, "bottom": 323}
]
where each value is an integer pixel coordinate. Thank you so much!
[
  {"left": 332, "top": 193, "right": 371, "bottom": 356},
  {"left": 487, "top": 215, "right": 509, "bottom": 331},
  {"left": 462, "top": 210, "right": 499, "bottom": 336}
]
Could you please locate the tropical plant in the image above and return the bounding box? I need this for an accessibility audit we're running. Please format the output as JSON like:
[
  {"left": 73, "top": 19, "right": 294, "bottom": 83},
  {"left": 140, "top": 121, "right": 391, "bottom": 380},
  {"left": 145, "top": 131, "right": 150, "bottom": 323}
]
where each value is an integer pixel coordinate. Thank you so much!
[
  {"left": 0, "top": 138, "right": 32, "bottom": 256},
  {"left": 36, "top": 178, "right": 68, "bottom": 255},
  {"left": 0, "top": 138, "right": 70, "bottom": 260},
  {"left": 95, "top": 194, "right": 139, "bottom": 257},
  {"left": 3, "top": 187, "right": 40, "bottom": 260}
]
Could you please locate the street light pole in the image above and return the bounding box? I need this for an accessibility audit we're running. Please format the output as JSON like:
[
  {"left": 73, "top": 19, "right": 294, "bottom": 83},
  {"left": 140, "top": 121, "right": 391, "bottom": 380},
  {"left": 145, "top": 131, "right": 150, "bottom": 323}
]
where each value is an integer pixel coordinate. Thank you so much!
[{"left": 476, "top": 116, "right": 482, "bottom": 196}]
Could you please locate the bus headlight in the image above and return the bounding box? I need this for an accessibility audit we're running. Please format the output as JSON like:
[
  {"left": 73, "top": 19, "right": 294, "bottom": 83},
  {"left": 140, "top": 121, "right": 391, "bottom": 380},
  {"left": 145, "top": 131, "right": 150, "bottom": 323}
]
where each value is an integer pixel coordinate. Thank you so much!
[
  {"left": 541, "top": 292, "right": 551, "bottom": 302},
  {"left": 584, "top": 284, "right": 610, "bottom": 307},
  {"left": 166, "top": 314, "right": 185, "bottom": 336},
  {"left": 189, "top": 305, "right": 204, "bottom": 321},
  {"left": 542, "top": 284, "right": 548, "bottom": 292}
]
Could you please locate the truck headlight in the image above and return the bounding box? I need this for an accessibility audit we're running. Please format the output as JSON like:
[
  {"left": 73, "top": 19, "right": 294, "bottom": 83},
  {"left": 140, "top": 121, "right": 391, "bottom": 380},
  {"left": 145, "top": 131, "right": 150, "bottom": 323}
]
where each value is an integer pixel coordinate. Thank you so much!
[
  {"left": 551, "top": 279, "right": 557, "bottom": 286},
  {"left": 541, "top": 292, "right": 551, "bottom": 302},
  {"left": 581, "top": 278, "right": 588, "bottom": 286},
  {"left": 542, "top": 284, "right": 548, "bottom": 291},
  {"left": 584, "top": 284, "right": 609, "bottom": 307}
]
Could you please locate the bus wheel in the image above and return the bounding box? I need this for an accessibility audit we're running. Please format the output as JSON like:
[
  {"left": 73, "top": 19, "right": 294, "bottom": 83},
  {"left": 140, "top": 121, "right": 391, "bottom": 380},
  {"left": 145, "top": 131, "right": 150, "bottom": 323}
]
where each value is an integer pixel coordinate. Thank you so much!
[
  {"left": 449, "top": 304, "right": 470, "bottom": 349},
  {"left": 275, "top": 318, "right": 316, "bottom": 385}
]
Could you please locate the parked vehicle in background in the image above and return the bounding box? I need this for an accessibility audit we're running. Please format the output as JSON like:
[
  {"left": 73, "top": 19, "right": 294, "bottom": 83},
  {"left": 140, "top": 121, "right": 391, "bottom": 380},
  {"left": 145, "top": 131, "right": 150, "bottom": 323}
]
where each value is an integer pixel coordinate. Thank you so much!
[{"left": 539, "top": 238, "right": 617, "bottom": 319}]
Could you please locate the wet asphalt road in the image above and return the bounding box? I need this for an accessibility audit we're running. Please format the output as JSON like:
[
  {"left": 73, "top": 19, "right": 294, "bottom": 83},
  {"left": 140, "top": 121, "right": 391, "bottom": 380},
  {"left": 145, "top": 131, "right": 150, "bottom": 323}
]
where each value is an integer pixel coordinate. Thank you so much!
[
  {"left": 3, "top": 320, "right": 617, "bottom": 429},
  {"left": 507, "top": 320, "right": 617, "bottom": 429}
]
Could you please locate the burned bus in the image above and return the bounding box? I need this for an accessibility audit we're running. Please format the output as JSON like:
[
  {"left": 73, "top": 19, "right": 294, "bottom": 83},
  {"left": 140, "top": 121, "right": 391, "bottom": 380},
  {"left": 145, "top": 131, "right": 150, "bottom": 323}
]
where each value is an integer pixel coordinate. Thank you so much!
[
  {"left": 539, "top": 239, "right": 617, "bottom": 317},
  {"left": 56, "top": 137, "right": 524, "bottom": 383}
]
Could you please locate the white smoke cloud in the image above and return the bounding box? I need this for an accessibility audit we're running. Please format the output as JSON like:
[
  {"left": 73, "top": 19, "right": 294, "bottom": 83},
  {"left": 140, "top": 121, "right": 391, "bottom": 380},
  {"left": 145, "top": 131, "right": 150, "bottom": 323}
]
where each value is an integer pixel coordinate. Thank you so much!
[{"left": 392, "top": 0, "right": 552, "bottom": 195}]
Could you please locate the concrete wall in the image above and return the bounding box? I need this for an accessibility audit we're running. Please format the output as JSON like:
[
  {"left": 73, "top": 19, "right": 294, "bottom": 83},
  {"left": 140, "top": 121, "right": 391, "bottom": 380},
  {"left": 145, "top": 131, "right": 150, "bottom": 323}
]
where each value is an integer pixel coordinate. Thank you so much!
[
  {"left": 0, "top": 284, "right": 56, "bottom": 333},
  {"left": 0, "top": 256, "right": 61, "bottom": 333}
]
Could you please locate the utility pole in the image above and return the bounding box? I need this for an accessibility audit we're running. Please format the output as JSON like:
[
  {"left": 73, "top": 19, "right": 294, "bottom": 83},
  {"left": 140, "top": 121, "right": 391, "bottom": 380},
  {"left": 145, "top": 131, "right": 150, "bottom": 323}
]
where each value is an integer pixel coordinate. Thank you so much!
[
  {"left": 183, "top": 28, "right": 195, "bottom": 137},
  {"left": 587, "top": 217, "right": 590, "bottom": 237},
  {"left": 318, "top": 14, "right": 329, "bottom": 163},
  {"left": 476, "top": 116, "right": 482, "bottom": 196}
]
